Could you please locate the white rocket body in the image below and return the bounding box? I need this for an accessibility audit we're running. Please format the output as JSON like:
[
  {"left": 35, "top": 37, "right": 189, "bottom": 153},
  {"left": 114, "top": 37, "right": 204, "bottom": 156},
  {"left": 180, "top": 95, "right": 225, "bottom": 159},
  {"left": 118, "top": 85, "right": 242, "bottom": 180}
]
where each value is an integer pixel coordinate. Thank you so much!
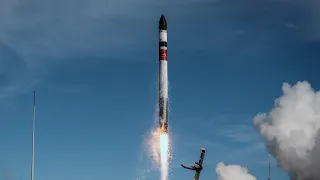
[{"left": 159, "top": 15, "right": 168, "bottom": 133}]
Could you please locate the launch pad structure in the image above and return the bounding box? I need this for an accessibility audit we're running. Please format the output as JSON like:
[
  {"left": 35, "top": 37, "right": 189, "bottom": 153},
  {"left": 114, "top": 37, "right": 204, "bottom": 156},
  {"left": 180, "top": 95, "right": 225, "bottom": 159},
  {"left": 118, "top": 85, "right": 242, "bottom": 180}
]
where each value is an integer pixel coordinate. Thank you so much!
[{"left": 181, "top": 147, "right": 206, "bottom": 180}]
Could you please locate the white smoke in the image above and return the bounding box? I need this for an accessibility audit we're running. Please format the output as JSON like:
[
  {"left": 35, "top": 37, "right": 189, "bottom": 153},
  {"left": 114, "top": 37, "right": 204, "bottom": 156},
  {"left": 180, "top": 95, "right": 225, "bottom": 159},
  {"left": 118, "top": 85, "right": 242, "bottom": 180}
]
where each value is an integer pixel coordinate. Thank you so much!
[
  {"left": 254, "top": 81, "right": 320, "bottom": 180},
  {"left": 216, "top": 162, "right": 256, "bottom": 180}
]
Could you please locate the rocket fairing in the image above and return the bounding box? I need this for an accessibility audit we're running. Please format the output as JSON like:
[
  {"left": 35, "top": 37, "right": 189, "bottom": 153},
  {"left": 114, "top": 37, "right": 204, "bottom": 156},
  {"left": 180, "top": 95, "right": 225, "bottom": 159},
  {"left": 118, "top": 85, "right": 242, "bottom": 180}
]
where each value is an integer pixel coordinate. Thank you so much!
[{"left": 158, "top": 14, "right": 168, "bottom": 134}]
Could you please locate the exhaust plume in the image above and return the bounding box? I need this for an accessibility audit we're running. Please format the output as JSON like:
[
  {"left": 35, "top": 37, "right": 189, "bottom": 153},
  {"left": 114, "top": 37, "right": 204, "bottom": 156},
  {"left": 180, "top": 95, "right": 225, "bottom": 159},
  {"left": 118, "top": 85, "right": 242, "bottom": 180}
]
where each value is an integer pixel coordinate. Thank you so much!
[
  {"left": 254, "top": 81, "right": 320, "bottom": 180},
  {"left": 216, "top": 162, "right": 256, "bottom": 180}
]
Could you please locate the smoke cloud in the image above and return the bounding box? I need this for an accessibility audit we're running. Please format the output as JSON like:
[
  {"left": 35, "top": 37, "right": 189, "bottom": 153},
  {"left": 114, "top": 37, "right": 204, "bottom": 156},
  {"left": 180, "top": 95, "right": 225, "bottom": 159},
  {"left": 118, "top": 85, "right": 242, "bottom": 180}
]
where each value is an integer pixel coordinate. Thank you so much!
[
  {"left": 254, "top": 81, "right": 320, "bottom": 180},
  {"left": 215, "top": 162, "right": 256, "bottom": 180}
]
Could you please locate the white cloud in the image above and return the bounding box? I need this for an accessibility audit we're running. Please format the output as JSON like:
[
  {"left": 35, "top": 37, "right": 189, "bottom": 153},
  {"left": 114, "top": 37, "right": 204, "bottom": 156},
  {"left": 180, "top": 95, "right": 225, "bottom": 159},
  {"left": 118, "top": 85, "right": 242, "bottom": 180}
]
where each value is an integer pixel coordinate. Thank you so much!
[
  {"left": 217, "top": 124, "right": 259, "bottom": 143},
  {"left": 285, "top": 23, "right": 297, "bottom": 30},
  {"left": 216, "top": 162, "right": 256, "bottom": 180},
  {"left": 254, "top": 81, "right": 320, "bottom": 180}
]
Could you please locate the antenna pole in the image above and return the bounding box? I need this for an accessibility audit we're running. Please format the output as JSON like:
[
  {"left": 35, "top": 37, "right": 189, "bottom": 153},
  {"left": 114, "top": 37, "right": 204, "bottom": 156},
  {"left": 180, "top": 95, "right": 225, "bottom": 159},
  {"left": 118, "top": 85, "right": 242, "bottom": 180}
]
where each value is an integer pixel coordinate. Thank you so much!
[
  {"left": 31, "top": 90, "right": 35, "bottom": 180},
  {"left": 268, "top": 154, "right": 270, "bottom": 180}
]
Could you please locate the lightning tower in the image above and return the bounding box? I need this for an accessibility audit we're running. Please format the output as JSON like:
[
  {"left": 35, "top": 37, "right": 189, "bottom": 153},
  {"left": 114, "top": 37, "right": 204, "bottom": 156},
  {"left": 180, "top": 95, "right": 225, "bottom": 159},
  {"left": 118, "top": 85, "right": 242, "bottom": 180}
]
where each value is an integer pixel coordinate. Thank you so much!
[
  {"left": 268, "top": 154, "right": 271, "bottom": 180},
  {"left": 31, "top": 91, "right": 35, "bottom": 180}
]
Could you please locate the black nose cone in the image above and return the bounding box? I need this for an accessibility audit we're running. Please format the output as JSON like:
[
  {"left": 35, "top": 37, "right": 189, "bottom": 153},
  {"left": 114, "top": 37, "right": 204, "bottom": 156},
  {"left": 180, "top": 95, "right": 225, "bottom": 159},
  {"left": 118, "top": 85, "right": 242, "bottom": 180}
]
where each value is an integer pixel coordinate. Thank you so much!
[{"left": 159, "top": 14, "right": 167, "bottom": 30}]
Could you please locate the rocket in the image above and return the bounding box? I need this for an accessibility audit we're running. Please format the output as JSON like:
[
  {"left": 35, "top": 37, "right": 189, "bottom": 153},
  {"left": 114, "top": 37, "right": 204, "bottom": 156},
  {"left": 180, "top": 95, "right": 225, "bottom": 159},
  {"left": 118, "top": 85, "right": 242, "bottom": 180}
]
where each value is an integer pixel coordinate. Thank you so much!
[{"left": 158, "top": 14, "right": 168, "bottom": 134}]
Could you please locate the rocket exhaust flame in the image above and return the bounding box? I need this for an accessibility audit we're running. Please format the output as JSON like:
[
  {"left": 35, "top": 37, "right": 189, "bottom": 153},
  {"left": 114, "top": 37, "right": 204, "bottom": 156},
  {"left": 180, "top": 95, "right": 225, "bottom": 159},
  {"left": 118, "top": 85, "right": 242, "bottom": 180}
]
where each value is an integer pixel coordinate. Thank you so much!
[
  {"left": 160, "top": 133, "right": 169, "bottom": 180},
  {"left": 141, "top": 127, "right": 170, "bottom": 180}
]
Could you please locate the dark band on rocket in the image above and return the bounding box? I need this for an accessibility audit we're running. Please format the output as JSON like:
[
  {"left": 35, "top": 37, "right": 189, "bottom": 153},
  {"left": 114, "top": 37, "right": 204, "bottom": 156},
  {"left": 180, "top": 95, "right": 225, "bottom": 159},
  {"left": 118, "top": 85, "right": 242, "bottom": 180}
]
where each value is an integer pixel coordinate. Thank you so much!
[{"left": 159, "top": 42, "right": 167, "bottom": 47}]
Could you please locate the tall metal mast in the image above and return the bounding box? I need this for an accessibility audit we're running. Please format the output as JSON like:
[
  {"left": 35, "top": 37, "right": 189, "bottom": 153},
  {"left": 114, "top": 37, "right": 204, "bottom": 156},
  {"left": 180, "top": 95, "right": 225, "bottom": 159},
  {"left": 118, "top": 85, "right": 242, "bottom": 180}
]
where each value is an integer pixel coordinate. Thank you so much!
[
  {"left": 31, "top": 90, "right": 35, "bottom": 180},
  {"left": 268, "top": 153, "right": 271, "bottom": 180}
]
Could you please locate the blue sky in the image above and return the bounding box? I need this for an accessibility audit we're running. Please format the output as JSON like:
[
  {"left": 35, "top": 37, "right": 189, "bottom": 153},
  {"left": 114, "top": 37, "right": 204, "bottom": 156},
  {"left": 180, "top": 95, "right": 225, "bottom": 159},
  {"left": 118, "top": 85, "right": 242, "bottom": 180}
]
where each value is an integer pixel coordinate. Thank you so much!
[{"left": 1, "top": 0, "right": 320, "bottom": 180}]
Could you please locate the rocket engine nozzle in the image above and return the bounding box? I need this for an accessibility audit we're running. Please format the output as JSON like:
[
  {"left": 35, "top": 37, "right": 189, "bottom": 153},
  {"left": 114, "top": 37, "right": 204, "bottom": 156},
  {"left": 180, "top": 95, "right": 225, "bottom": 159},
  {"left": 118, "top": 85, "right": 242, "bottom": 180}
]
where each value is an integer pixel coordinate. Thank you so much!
[{"left": 159, "top": 122, "right": 168, "bottom": 134}]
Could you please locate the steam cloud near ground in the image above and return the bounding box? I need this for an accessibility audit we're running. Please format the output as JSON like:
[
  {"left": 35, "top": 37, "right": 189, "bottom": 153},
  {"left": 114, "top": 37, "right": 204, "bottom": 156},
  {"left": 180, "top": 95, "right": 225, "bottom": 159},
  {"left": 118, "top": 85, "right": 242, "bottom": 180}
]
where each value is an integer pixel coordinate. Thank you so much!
[
  {"left": 216, "top": 162, "right": 256, "bottom": 180},
  {"left": 216, "top": 81, "right": 320, "bottom": 180},
  {"left": 254, "top": 81, "right": 320, "bottom": 180}
]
